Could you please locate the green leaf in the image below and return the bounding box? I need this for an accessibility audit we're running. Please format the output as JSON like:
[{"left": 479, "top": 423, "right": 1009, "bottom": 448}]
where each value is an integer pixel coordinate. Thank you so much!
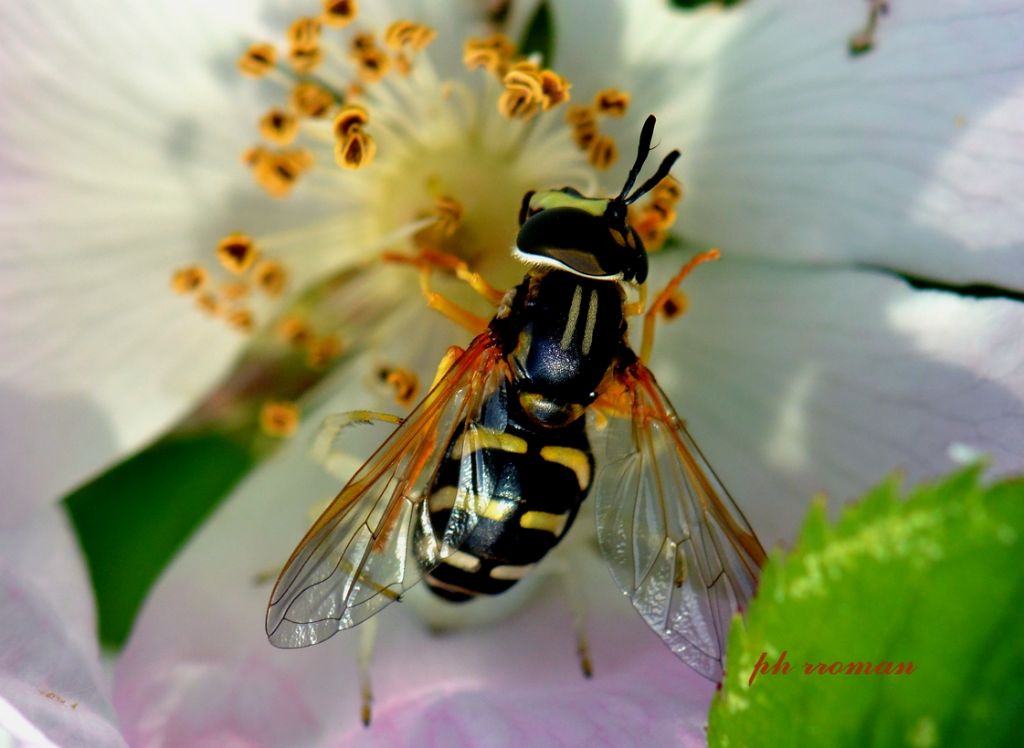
[
  {"left": 519, "top": 1, "right": 554, "bottom": 66},
  {"left": 64, "top": 432, "right": 255, "bottom": 648},
  {"left": 710, "top": 467, "right": 1024, "bottom": 748}
]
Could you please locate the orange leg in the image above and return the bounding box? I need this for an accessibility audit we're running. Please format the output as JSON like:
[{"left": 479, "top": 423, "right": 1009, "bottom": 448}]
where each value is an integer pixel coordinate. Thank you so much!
[
  {"left": 640, "top": 248, "right": 720, "bottom": 364},
  {"left": 382, "top": 248, "right": 504, "bottom": 334}
]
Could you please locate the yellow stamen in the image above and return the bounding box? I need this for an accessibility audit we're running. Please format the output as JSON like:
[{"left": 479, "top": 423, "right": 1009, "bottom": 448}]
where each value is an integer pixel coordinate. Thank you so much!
[
  {"left": 238, "top": 43, "right": 277, "bottom": 78},
  {"left": 594, "top": 88, "right": 630, "bottom": 117},
  {"left": 307, "top": 335, "right": 343, "bottom": 369},
  {"left": 333, "top": 104, "right": 369, "bottom": 140},
  {"left": 498, "top": 87, "right": 539, "bottom": 120},
  {"left": 377, "top": 366, "right": 419, "bottom": 407},
  {"left": 354, "top": 48, "right": 391, "bottom": 83},
  {"left": 504, "top": 63, "right": 544, "bottom": 100},
  {"left": 433, "top": 196, "right": 464, "bottom": 237},
  {"left": 587, "top": 134, "right": 617, "bottom": 169},
  {"left": 290, "top": 81, "right": 335, "bottom": 119},
  {"left": 335, "top": 126, "right": 376, "bottom": 169},
  {"left": 352, "top": 32, "right": 376, "bottom": 53},
  {"left": 216, "top": 233, "right": 259, "bottom": 274},
  {"left": 259, "top": 108, "right": 299, "bottom": 145},
  {"left": 261, "top": 401, "right": 301, "bottom": 437},
  {"left": 278, "top": 317, "right": 314, "bottom": 348},
  {"left": 322, "top": 0, "right": 358, "bottom": 27},
  {"left": 463, "top": 34, "right": 515, "bottom": 75},
  {"left": 171, "top": 265, "right": 207, "bottom": 295},
  {"left": 538, "top": 70, "right": 571, "bottom": 109},
  {"left": 660, "top": 291, "right": 688, "bottom": 320},
  {"left": 196, "top": 292, "right": 222, "bottom": 317},
  {"left": 226, "top": 308, "right": 255, "bottom": 333},
  {"left": 220, "top": 281, "right": 250, "bottom": 301},
  {"left": 287, "top": 17, "right": 322, "bottom": 51},
  {"left": 385, "top": 21, "right": 436, "bottom": 52},
  {"left": 254, "top": 259, "right": 288, "bottom": 297},
  {"left": 249, "top": 148, "right": 314, "bottom": 197},
  {"left": 289, "top": 46, "right": 323, "bottom": 74}
]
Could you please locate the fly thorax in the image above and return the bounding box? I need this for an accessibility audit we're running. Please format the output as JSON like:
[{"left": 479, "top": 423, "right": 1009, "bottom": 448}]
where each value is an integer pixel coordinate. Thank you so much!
[{"left": 507, "top": 271, "right": 625, "bottom": 427}]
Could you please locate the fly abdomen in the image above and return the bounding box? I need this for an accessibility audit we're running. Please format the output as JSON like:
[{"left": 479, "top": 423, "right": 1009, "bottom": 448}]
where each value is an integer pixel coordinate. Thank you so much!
[{"left": 419, "top": 405, "right": 594, "bottom": 602}]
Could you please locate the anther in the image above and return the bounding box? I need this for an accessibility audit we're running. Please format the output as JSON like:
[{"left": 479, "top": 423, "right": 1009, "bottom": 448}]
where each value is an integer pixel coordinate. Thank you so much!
[
  {"left": 335, "top": 126, "right": 376, "bottom": 169},
  {"left": 354, "top": 48, "right": 391, "bottom": 83},
  {"left": 385, "top": 21, "right": 436, "bottom": 52},
  {"left": 594, "top": 88, "right": 630, "bottom": 117},
  {"left": 259, "top": 108, "right": 299, "bottom": 145},
  {"left": 433, "top": 196, "right": 464, "bottom": 237},
  {"left": 287, "top": 17, "right": 322, "bottom": 51},
  {"left": 587, "top": 134, "right": 617, "bottom": 169},
  {"left": 254, "top": 260, "right": 288, "bottom": 297},
  {"left": 378, "top": 366, "right": 419, "bottom": 407},
  {"left": 463, "top": 34, "right": 515, "bottom": 75},
  {"left": 307, "top": 335, "right": 343, "bottom": 369},
  {"left": 196, "top": 292, "right": 222, "bottom": 317},
  {"left": 171, "top": 266, "right": 207, "bottom": 295},
  {"left": 220, "top": 281, "right": 250, "bottom": 301},
  {"left": 498, "top": 87, "right": 539, "bottom": 120},
  {"left": 538, "top": 70, "right": 571, "bottom": 109},
  {"left": 217, "top": 233, "right": 260, "bottom": 274},
  {"left": 226, "top": 308, "right": 255, "bottom": 333},
  {"left": 290, "top": 81, "right": 335, "bottom": 119},
  {"left": 238, "top": 43, "right": 277, "bottom": 78},
  {"left": 278, "top": 317, "right": 314, "bottom": 348},
  {"left": 260, "top": 401, "right": 301, "bottom": 437},
  {"left": 333, "top": 105, "right": 369, "bottom": 140},
  {"left": 322, "top": 0, "right": 358, "bottom": 27}
]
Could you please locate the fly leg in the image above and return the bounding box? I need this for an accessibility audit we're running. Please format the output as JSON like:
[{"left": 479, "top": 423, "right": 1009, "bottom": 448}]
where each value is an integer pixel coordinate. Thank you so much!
[
  {"left": 549, "top": 554, "right": 594, "bottom": 678},
  {"left": 312, "top": 410, "right": 405, "bottom": 481},
  {"left": 639, "top": 248, "right": 720, "bottom": 365},
  {"left": 382, "top": 248, "right": 504, "bottom": 333},
  {"left": 358, "top": 616, "right": 379, "bottom": 726}
]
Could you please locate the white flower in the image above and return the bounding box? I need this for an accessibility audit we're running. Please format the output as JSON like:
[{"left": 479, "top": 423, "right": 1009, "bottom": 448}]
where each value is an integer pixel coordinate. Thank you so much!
[{"left": 2, "top": 0, "right": 1024, "bottom": 745}]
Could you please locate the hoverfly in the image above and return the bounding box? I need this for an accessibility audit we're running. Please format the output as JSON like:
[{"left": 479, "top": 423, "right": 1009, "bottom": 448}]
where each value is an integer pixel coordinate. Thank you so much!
[{"left": 266, "top": 115, "right": 766, "bottom": 690}]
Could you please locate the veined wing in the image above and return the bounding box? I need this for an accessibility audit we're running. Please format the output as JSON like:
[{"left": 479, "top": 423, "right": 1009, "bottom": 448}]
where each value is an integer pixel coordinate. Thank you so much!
[
  {"left": 266, "top": 331, "right": 508, "bottom": 648},
  {"left": 590, "top": 355, "right": 766, "bottom": 681}
]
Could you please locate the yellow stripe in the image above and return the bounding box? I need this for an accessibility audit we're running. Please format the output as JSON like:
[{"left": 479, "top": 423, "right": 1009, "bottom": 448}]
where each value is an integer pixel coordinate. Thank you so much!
[
  {"left": 539, "top": 446, "right": 591, "bottom": 490},
  {"left": 519, "top": 510, "right": 569, "bottom": 536},
  {"left": 560, "top": 284, "right": 583, "bottom": 350},
  {"left": 582, "top": 288, "right": 598, "bottom": 355},
  {"left": 451, "top": 428, "right": 528, "bottom": 459},
  {"left": 428, "top": 487, "right": 517, "bottom": 522},
  {"left": 490, "top": 563, "right": 536, "bottom": 580},
  {"left": 442, "top": 550, "right": 482, "bottom": 573}
]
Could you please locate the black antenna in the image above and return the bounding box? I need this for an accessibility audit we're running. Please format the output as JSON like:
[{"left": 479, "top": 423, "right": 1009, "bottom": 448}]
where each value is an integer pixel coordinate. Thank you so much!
[
  {"left": 616, "top": 114, "right": 681, "bottom": 205},
  {"left": 625, "top": 149, "right": 680, "bottom": 205},
  {"left": 616, "top": 114, "right": 658, "bottom": 201}
]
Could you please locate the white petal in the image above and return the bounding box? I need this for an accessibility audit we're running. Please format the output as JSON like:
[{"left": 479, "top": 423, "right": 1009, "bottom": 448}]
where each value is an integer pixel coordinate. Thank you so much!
[
  {"left": 0, "top": 1, "right": 334, "bottom": 514},
  {"left": 648, "top": 256, "right": 1024, "bottom": 545},
  {"left": 0, "top": 505, "right": 126, "bottom": 747},
  {"left": 556, "top": 0, "right": 1024, "bottom": 288}
]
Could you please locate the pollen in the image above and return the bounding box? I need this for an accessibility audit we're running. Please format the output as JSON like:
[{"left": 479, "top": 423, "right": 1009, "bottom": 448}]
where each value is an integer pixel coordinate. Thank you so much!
[
  {"left": 238, "top": 43, "right": 277, "bottom": 78},
  {"left": 254, "top": 259, "right": 288, "bottom": 297},
  {"left": 260, "top": 400, "right": 301, "bottom": 438},
  {"left": 595, "top": 88, "right": 630, "bottom": 117},
  {"left": 290, "top": 81, "right": 335, "bottom": 119},
  {"left": 278, "top": 317, "right": 314, "bottom": 348},
  {"left": 307, "top": 334, "right": 343, "bottom": 369},
  {"left": 171, "top": 265, "right": 208, "bottom": 295},
  {"left": 259, "top": 108, "right": 299, "bottom": 145},
  {"left": 587, "top": 134, "right": 617, "bottom": 170},
  {"left": 216, "top": 233, "right": 260, "bottom": 274},
  {"left": 632, "top": 176, "right": 683, "bottom": 251},
  {"left": 322, "top": 0, "right": 357, "bottom": 27}
]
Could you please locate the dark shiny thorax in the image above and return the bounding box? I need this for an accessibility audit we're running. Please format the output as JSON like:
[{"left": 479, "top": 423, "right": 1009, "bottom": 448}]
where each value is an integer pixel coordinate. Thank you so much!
[{"left": 497, "top": 270, "right": 626, "bottom": 426}]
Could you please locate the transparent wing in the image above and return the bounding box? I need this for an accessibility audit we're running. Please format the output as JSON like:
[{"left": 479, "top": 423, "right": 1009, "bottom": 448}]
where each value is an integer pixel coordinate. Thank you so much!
[
  {"left": 266, "top": 331, "right": 508, "bottom": 648},
  {"left": 590, "top": 357, "right": 766, "bottom": 681}
]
